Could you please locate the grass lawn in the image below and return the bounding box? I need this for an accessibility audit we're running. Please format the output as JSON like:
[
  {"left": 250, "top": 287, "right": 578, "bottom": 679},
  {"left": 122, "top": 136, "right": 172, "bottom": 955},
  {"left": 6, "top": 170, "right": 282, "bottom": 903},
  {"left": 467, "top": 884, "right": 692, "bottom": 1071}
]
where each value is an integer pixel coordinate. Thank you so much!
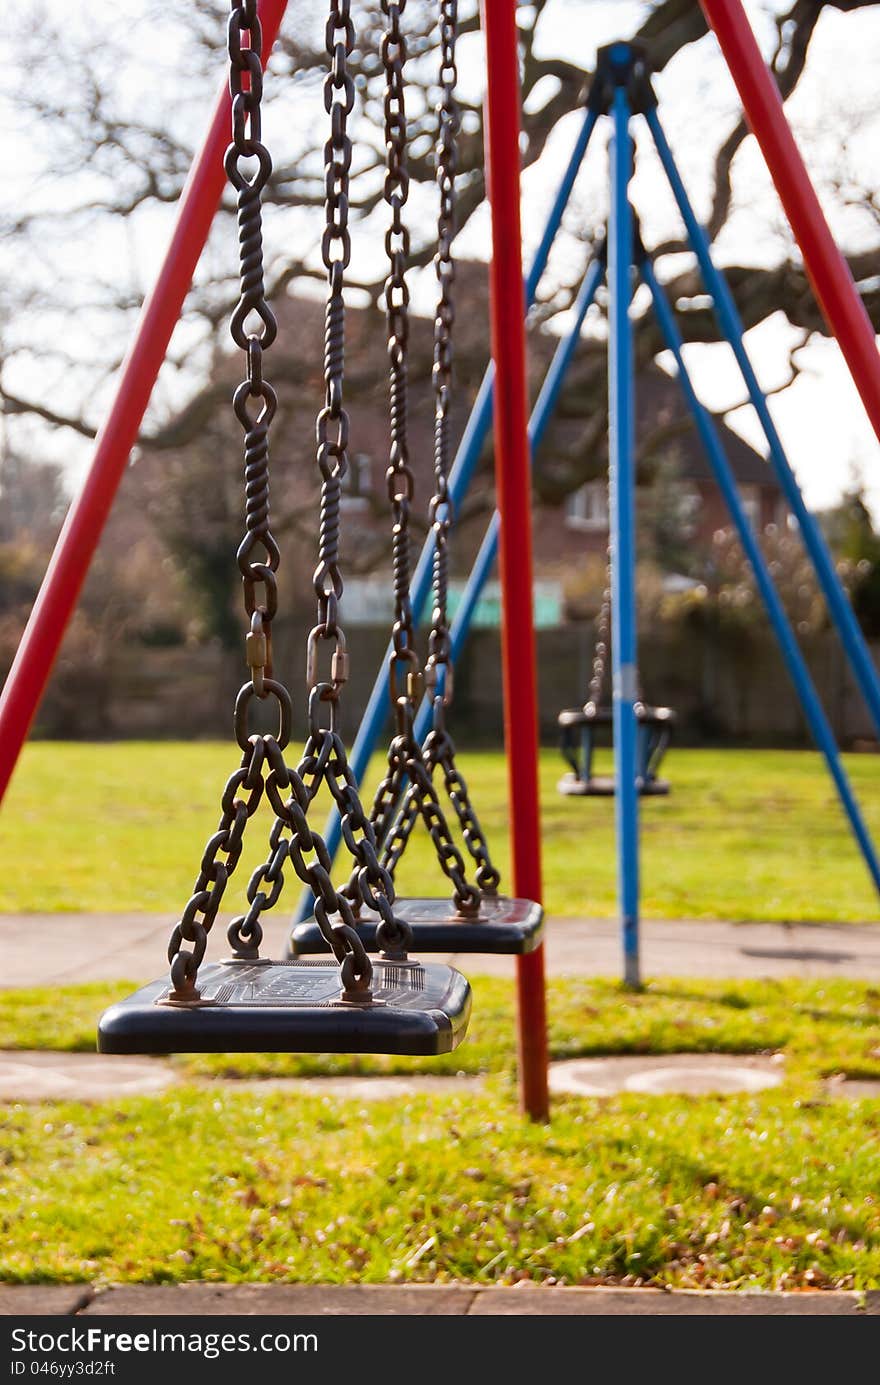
[
  {"left": 1, "top": 976, "right": 879, "bottom": 1288},
  {"left": 1, "top": 743, "right": 879, "bottom": 921}
]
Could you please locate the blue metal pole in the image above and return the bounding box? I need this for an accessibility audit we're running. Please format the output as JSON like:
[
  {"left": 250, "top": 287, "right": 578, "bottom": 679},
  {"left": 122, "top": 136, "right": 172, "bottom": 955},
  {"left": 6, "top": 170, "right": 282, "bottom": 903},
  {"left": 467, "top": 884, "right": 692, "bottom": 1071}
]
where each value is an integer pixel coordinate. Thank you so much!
[
  {"left": 526, "top": 108, "right": 600, "bottom": 304},
  {"left": 647, "top": 107, "right": 880, "bottom": 740},
  {"left": 642, "top": 254, "right": 880, "bottom": 894},
  {"left": 290, "top": 106, "right": 600, "bottom": 931},
  {"left": 414, "top": 251, "right": 608, "bottom": 742},
  {"left": 609, "top": 85, "right": 641, "bottom": 988}
]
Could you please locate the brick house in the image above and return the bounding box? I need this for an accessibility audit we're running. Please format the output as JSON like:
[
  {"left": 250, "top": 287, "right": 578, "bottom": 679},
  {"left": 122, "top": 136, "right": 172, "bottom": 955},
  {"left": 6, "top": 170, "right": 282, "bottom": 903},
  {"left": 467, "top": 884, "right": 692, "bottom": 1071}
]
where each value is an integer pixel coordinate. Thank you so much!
[{"left": 555, "top": 368, "right": 786, "bottom": 558}]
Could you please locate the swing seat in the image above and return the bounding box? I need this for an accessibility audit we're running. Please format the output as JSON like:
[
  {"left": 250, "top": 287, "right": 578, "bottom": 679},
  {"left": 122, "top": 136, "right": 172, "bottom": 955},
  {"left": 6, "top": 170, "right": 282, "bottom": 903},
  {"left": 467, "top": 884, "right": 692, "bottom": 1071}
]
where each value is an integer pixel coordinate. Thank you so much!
[
  {"left": 97, "top": 958, "right": 471, "bottom": 1056},
  {"left": 557, "top": 771, "right": 670, "bottom": 797},
  {"left": 289, "top": 895, "right": 544, "bottom": 958},
  {"left": 557, "top": 702, "right": 675, "bottom": 798}
]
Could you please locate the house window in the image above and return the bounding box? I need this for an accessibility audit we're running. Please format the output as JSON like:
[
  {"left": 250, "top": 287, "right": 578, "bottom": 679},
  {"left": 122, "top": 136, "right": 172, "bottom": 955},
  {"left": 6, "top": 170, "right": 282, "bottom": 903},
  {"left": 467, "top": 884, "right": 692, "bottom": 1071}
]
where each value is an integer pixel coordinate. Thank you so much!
[
  {"left": 565, "top": 480, "right": 608, "bottom": 531},
  {"left": 678, "top": 485, "right": 702, "bottom": 538},
  {"left": 740, "top": 484, "right": 761, "bottom": 529},
  {"left": 341, "top": 453, "right": 373, "bottom": 509}
]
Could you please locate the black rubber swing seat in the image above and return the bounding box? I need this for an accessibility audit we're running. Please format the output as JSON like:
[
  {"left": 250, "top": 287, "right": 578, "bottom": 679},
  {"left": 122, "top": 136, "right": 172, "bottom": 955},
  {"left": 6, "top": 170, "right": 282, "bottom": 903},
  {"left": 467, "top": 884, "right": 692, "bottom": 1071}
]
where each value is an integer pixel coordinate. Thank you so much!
[
  {"left": 290, "top": 895, "right": 545, "bottom": 958},
  {"left": 557, "top": 771, "right": 670, "bottom": 797},
  {"left": 97, "top": 958, "right": 471, "bottom": 1056},
  {"left": 557, "top": 702, "right": 675, "bottom": 798}
]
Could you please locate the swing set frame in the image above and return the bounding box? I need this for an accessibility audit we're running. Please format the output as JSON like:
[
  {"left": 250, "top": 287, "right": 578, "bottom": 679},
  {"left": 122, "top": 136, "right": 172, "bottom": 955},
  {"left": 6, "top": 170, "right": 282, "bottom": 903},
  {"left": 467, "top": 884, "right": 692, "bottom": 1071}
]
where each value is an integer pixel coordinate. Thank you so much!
[{"left": 1, "top": 0, "right": 880, "bottom": 1120}]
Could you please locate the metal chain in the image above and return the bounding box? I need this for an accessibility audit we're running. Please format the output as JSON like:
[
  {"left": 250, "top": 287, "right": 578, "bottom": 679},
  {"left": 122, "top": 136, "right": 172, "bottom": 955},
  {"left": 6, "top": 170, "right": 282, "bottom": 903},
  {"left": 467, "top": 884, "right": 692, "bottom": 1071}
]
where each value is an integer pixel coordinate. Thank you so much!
[
  {"left": 226, "top": 0, "right": 280, "bottom": 695},
  {"left": 298, "top": 0, "right": 414, "bottom": 962},
  {"left": 377, "top": 710, "right": 484, "bottom": 909},
  {"left": 167, "top": 738, "right": 266, "bottom": 995},
  {"left": 381, "top": 0, "right": 501, "bottom": 898},
  {"left": 587, "top": 549, "right": 612, "bottom": 709},
  {"left": 381, "top": 0, "right": 418, "bottom": 685},
  {"left": 166, "top": 0, "right": 379, "bottom": 1000},
  {"left": 351, "top": 0, "right": 479, "bottom": 917},
  {"left": 380, "top": 724, "right": 501, "bottom": 895},
  {"left": 310, "top": 0, "right": 356, "bottom": 691},
  {"left": 424, "top": 0, "right": 458, "bottom": 694}
]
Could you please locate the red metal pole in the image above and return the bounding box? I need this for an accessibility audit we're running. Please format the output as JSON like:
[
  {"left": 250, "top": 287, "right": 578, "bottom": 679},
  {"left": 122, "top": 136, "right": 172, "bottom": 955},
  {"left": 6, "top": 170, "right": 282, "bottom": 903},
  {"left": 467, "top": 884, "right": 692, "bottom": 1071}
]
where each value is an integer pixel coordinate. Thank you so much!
[
  {"left": 479, "top": 0, "right": 549, "bottom": 1121},
  {"left": 699, "top": 0, "right": 880, "bottom": 444},
  {"left": 0, "top": 0, "right": 289, "bottom": 805}
]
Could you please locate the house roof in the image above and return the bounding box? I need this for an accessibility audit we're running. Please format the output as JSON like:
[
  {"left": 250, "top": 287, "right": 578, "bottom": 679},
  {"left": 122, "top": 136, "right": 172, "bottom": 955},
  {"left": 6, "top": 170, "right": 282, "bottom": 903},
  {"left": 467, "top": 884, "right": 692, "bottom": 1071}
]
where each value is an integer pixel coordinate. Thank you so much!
[{"left": 633, "top": 367, "right": 780, "bottom": 491}]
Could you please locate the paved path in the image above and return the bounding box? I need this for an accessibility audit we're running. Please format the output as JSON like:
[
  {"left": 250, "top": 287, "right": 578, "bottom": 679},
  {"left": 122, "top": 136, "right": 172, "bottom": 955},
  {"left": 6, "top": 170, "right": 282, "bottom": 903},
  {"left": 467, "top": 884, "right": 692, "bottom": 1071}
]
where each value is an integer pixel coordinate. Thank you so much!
[
  {"left": 4, "top": 913, "right": 880, "bottom": 988},
  {"left": 4, "top": 1049, "right": 877, "bottom": 1103},
  {"left": 1, "top": 1283, "right": 877, "bottom": 1316}
]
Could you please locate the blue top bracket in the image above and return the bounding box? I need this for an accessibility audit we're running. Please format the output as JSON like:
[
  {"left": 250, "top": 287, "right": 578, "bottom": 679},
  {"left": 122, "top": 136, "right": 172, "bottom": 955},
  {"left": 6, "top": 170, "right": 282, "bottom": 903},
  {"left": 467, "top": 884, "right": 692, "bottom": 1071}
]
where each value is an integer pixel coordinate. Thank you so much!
[{"left": 588, "top": 41, "right": 657, "bottom": 117}]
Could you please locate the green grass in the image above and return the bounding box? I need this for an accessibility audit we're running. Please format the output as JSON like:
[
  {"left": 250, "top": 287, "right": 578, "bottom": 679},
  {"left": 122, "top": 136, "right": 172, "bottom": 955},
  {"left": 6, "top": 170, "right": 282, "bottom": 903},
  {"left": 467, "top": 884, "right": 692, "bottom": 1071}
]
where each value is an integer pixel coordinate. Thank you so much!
[
  {"left": 3, "top": 974, "right": 879, "bottom": 1084},
  {"left": 2, "top": 1085, "right": 880, "bottom": 1289},
  {"left": 2, "top": 744, "right": 879, "bottom": 921},
  {"left": 2, "top": 976, "right": 879, "bottom": 1288}
]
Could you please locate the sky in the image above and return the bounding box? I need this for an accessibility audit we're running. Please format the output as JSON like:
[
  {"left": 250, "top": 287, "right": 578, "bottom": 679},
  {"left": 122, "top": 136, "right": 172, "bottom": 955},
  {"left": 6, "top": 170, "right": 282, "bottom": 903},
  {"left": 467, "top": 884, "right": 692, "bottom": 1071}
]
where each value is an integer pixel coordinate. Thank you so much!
[{"left": 1, "top": 0, "right": 879, "bottom": 517}]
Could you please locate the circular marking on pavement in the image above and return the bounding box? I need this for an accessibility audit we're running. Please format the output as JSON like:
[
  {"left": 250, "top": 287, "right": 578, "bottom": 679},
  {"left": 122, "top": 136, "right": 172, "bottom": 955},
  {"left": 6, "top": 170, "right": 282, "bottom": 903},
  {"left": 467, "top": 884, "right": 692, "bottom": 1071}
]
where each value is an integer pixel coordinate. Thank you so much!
[{"left": 549, "top": 1053, "right": 783, "bottom": 1098}]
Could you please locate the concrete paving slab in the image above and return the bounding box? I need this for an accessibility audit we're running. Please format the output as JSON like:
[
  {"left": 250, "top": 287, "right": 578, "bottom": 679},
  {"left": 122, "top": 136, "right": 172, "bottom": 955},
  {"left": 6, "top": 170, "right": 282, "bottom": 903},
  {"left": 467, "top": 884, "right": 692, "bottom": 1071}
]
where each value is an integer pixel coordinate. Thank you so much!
[
  {"left": 825, "top": 1076, "right": 880, "bottom": 1101},
  {"left": 0, "top": 1052, "right": 482, "bottom": 1103},
  {"left": 82, "top": 1284, "right": 477, "bottom": 1316},
  {"left": 0, "top": 1052, "right": 176, "bottom": 1102},
  {"left": 5, "top": 915, "right": 880, "bottom": 990},
  {"left": 10, "top": 1284, "right": 876, "bottom": 1316},
  {"left": 467, "top": 1287, "right": 878, "bottom": 1315},
  {"left": 549, "top": 1053, "right": 783, "bottom": 1098},
  {"left": 6, "top": 1048, "right": 880, "bottom": 1105},
  {"left": 445, "top": 919, "right": 880, "bottom": 981},
  {"left": 0, "top": 1286, "right": 92, "bottom": 1316}
]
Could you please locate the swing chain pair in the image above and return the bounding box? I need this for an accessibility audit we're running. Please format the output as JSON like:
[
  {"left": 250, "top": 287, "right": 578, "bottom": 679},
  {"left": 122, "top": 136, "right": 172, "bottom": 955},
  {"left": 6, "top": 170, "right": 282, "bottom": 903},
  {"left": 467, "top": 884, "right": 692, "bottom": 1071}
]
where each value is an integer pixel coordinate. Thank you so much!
[
  {"left": 169, "top": 0, "right": 288, "bottom": 996},
  {"left": 303, "top": 0, "right": 414, "bottom": 963},
  {"left": 346, "top": 0, "right": 478, "bottom": 921},
  {"left": 380, "top": 726, "right": 501, "bottom": 897},
  {"left": 376, "top": 0, "right": 501, "bottom": 899},
  {"left": 167, "top": 0, "right": 403, "bottom": 1000}
]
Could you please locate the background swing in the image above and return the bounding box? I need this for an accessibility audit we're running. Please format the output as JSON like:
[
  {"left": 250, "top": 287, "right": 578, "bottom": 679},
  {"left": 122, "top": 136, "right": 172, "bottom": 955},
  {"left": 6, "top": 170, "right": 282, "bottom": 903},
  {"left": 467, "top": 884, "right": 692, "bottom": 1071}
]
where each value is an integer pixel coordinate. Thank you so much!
[
  {"left": 557, "top": 556, "right": 675, "bottom": 798},
  {"left": 98, "top": 0, "right": 473, "bottom": 1058},
  {"left": 290, "top": 0, "right": 543, "bottom": 961}
]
